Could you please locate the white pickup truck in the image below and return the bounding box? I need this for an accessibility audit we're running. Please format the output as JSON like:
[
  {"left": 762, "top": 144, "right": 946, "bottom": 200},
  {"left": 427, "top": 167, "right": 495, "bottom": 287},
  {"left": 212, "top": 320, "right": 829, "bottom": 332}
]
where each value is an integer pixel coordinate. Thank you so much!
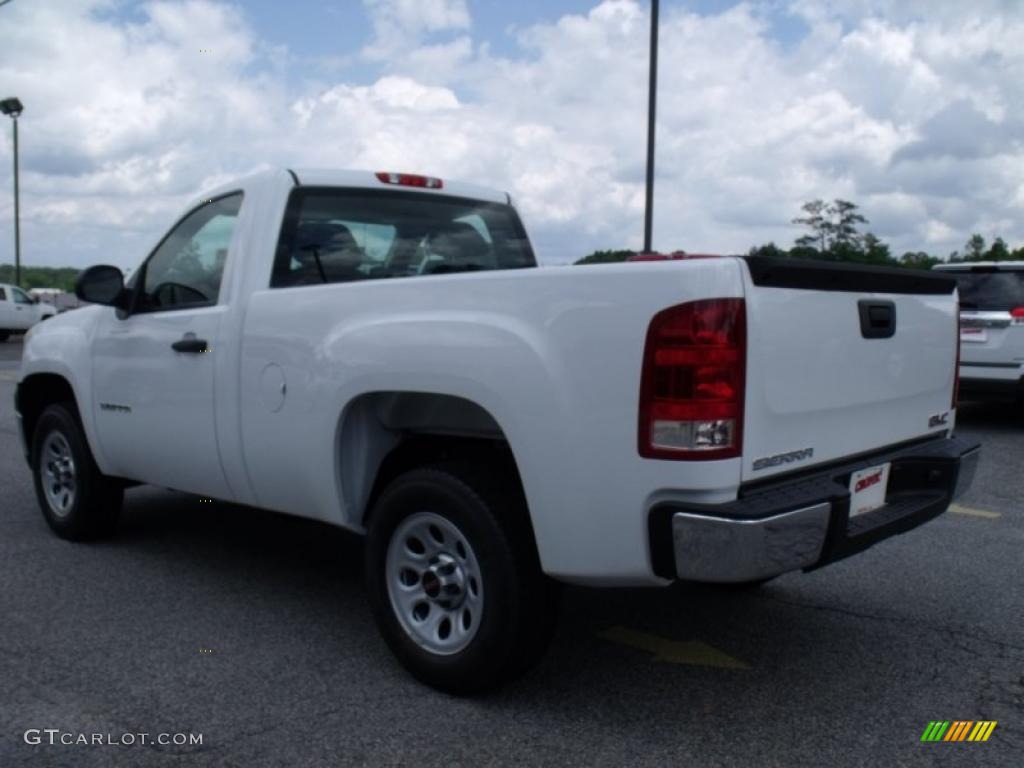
[
  {"left": 15, "top": 169, "right": 979, "bottom": 692},
  {"left": 0, "top": 283, "right": 57, "bottom": 340}
]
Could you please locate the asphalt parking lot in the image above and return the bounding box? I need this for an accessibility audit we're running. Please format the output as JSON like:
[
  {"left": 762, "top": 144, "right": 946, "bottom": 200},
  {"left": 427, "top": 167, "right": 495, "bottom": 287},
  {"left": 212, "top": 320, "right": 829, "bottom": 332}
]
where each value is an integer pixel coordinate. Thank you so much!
[{"left": 0, "top": 337, "right": 1020, "bottom": 767}]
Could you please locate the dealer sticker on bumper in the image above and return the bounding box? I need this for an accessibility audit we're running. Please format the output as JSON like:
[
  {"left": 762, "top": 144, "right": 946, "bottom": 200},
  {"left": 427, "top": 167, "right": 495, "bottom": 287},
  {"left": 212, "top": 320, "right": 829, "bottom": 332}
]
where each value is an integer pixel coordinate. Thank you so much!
[{"left": 849, "top": 463, "right": 891, "bottom": 518}]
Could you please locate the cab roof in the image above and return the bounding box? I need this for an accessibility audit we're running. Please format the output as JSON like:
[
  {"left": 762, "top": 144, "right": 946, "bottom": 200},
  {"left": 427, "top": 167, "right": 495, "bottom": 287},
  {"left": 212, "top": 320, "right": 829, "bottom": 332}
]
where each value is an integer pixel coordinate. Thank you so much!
[{"left": 199, "top": 168, "right": 510, "bottom": 207}]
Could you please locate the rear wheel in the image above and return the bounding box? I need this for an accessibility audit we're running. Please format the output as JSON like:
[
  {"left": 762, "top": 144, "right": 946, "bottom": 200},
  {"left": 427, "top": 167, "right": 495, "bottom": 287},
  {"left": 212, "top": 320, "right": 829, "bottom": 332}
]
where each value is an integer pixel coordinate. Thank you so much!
[
  {"left": 365, "top": 462, "right": 559, "bottom": 694},
  {"left": 31, "top": 403, "right": 123, "bottom": 540}
]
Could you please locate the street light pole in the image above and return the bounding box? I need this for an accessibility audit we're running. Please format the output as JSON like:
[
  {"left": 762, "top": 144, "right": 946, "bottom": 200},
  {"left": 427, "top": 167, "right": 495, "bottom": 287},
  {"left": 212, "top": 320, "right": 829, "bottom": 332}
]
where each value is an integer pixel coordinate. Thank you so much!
[
  {"left": 643, "top": 0, "right": 659, "bottom": 254},
  {"left": 1, "top": 97, "right": 23, "bottom": 287},
  {"left": 12, "top": 113, "right": 19, "bottom": 287}
]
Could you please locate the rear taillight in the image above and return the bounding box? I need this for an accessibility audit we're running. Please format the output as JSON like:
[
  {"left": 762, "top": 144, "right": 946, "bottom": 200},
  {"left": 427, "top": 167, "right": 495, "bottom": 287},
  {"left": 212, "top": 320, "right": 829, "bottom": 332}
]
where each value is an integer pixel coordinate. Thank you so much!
[
  {"left": 1011, "top": 306, "right": 1024, "bottom": 323},
  {"left": 953, "top": 304, "right": 961, "bottom": 408},
  {"left": 638, "top": 298, "right": 746, "bottom": 460},
  {"left": 375, "top": 171, "right": 443, "bottom": 189}
]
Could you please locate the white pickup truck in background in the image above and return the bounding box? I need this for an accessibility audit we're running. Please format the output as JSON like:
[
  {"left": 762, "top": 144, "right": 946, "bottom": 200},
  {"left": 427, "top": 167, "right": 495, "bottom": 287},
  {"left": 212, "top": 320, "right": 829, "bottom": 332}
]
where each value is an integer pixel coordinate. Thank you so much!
[
  {"left": 15, "top": 168, "right": 979, "bottom": 693},
  {"left": 0, "top": 283, "right": 56, "bottom": 341}
]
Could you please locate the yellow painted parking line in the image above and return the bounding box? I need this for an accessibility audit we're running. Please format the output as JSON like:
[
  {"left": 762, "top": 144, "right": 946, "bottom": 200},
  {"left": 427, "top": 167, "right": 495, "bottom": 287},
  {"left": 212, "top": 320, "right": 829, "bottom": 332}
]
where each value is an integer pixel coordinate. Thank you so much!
[
  {"left": 599, "top": 626, "right": 750, "bottom": 669},
  {"left": 949, "top": 503, "right": 1001, "bottom": 519}
]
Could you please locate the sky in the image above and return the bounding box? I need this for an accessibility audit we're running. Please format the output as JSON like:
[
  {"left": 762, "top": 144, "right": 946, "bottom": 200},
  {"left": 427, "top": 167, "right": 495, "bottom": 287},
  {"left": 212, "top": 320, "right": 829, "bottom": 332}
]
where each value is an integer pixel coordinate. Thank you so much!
[{"left": 0, "top": 0, "right": 1022, "bottom": 269}]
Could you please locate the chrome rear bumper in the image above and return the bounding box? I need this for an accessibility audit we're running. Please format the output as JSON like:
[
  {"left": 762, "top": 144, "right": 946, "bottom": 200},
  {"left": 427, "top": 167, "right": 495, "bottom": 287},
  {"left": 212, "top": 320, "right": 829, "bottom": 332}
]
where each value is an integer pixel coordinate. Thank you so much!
[
  {"left": 650, "top": 436, "right": 980, "bottom": 584},
  {"left": 672, "top": 503, "right": 830, "bottom": 583}
]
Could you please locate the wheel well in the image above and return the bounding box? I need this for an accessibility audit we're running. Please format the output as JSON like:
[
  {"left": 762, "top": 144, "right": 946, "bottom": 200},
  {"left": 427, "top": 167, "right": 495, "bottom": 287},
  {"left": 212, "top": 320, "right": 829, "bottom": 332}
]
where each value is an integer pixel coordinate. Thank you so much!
[
  {"left": 17, "top": 374, "right": 79, "bottom": 448},
  {"left": 365, "top": 435, "right": 523, "bottom": 519},
  {"left": 337, "top": 392, "right": 527, "bottom": 526}
]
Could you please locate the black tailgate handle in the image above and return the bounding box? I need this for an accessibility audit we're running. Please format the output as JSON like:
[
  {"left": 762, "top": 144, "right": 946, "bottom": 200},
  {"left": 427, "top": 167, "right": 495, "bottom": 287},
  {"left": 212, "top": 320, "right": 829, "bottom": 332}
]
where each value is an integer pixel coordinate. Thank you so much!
[{"left": 858, "top": 300, "right": 896, "bottom": 339}]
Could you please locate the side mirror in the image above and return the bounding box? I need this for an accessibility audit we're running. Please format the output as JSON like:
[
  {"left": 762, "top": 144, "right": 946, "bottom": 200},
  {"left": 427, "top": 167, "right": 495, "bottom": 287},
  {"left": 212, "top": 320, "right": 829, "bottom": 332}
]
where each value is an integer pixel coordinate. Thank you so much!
[{"left": 75, "top": 265, "right": 128, "bottom": 308}]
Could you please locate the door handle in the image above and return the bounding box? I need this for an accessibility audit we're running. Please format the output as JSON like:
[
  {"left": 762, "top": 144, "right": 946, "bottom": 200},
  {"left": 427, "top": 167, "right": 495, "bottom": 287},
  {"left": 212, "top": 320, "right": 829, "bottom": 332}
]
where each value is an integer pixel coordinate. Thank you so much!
[{"left": 171, "top": 336, "right": 209, "bottom": 353}]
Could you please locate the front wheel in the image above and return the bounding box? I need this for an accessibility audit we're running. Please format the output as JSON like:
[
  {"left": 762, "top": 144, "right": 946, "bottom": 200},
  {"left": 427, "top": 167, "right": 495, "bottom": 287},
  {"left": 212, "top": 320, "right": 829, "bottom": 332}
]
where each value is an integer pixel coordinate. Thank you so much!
[
  {"left": 31, "top": 403, "right": 123, "bottom": 540},
  {"left": 365, "top": 462, "right": 558, "bottom": 694}
]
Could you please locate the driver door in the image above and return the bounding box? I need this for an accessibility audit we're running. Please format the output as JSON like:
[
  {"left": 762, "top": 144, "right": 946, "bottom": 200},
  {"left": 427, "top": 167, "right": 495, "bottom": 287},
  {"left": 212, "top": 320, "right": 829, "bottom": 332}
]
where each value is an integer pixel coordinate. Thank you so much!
[{"left": 90, "top": 194, "right": 243, "bottom": 498}]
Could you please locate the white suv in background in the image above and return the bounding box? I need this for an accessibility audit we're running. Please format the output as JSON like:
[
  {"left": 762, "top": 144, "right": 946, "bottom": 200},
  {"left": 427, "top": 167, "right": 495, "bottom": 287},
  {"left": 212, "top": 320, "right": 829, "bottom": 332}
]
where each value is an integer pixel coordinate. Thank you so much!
[
  {"left": 934, "top": 261, "right": 1024, "bottom": 402},
  {"left": 0, "top": 283, "right": 57, "bottom": 341}
]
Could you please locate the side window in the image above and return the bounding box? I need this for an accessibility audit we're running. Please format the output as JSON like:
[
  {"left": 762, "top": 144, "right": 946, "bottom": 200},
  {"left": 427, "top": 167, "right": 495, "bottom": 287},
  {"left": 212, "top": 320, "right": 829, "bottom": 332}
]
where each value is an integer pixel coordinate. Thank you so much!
[
  {"left": 137, "top": 194, "right": 243, "bottom": 312},
  {"left": 12, "top": 287, "right": 33, "bottom": 304}
]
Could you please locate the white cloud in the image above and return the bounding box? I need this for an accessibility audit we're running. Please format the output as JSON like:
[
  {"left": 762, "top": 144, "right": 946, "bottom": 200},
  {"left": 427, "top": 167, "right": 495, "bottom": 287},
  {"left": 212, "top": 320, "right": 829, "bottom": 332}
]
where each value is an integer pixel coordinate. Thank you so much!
[
  {"left": 0, "top": 0, "right": 1023, "bottom": 270},
  {"left": 362, "top": 0, "right": 470, "bottom": 61}
]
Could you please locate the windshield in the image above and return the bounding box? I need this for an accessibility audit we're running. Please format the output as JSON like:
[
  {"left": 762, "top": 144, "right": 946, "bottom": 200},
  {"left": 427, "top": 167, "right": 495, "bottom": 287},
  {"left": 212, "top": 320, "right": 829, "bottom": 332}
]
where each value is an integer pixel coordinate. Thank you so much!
[{"left": 950, "top": 269, "right": 1024, "bottom": 311}]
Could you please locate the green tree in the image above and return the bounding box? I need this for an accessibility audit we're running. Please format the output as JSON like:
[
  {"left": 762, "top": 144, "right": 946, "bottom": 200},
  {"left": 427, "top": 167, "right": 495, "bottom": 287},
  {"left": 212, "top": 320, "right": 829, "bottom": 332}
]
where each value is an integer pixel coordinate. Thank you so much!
[
  {"left": 900, "top": 251, "right": 941, "bottom": 270},
  {"left": 986, "top": 237, "right": 1011, "bottom": 261},
  {"left": 0, "top": 264, "right": 82, "bottom": 292},
  {"left": 788, "top": 245, "right": 821, "bottom": 261},
  {"left": 831, "top": 200, "right": 868, "bottom": 248},
  {"left": 748, "top": 243, "right": 787, "bottom": 259},
  {"left": 828, "top": 240, "right": 863, "bottom": 263},
  {"left": 964, "top": 234, "right": 986, "bottom": 261},
  {"left": 574, "top": 249, "right": 635, "bottom": 265},
  {"left": 792, "top": 199, "right": 830, "bottom": 253},
  {"left": 860, "top": 233, "right": 894, "bottom": 265},
  {"left": 792, "top": 199, "right": 868, "bottom": 255}
]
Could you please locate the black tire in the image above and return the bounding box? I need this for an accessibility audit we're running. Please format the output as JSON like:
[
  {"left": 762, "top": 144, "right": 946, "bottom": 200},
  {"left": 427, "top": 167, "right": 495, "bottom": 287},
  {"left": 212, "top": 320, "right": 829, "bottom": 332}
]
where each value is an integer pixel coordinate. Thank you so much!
[
  {"left": 0, "top": 331, "right": 9, "bottom": 342},
  {"left": 365, "top": 461, "right": 559, "bottom": 694},
  {"left": 31, "top": 402, "right": 123, "bottom": 541}
]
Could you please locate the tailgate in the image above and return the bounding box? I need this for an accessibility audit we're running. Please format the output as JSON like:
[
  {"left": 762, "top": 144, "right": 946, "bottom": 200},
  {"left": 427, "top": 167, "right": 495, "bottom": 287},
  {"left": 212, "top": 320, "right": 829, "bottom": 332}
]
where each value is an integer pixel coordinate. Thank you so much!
[{"left": 740, "top": 257, "right": 958, "bottom": 482}]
